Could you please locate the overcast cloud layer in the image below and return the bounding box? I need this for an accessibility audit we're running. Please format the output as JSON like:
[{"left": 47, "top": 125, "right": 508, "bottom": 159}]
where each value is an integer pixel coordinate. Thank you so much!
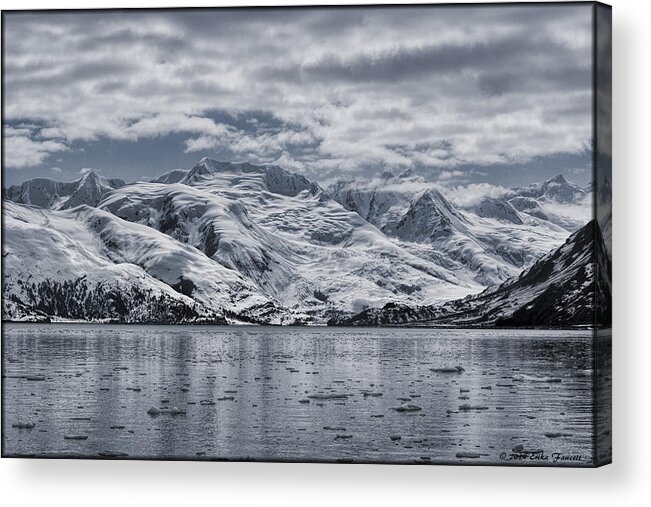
[{"left": 2, "top": 6, "right": 594, "bottom": 186}]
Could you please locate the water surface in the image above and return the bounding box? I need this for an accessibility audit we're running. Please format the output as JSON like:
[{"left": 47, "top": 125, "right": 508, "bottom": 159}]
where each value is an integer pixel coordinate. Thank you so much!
[{"left": 2, "top": 324, "right": 596, "bottom": 465}]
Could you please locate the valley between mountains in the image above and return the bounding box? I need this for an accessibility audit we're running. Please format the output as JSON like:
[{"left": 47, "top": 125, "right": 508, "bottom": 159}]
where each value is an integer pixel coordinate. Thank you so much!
[{"left": 2, "top": 158, "right": 609, "bottom": 327}]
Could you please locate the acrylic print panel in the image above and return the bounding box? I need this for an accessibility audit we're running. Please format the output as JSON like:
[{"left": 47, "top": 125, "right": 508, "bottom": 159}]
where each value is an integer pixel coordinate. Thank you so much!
[{"left": 1, "top": 3, "right": 612, "bottom": 466}]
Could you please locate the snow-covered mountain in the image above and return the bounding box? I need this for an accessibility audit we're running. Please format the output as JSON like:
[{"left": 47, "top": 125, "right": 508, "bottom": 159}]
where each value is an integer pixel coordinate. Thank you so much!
[
  {"left": 2, "top": 158, "right": 599, "bottom": 326},
  {"left": 332, "top": 220, "right": 611, "bottom": 327},
  {"left": 330, "top": 173, "right": 573, "bottom": 286},
  {"left": 151, "top": 168, "right": 190, "bottom": 184},
  {"left": 507, "top": 196, "right": 549, "bottom": 220},
  {"left": 508, "top": 173, "right": 587, "bottom": 204},
  {"left": 3, "top": 171, "right": 125, "bottom": 210},
  {"left": 504, "top": 174, "right": 592, "bottom": 232},
  {"left": 1, "top": 200, "right": 280, "bottom": 323},
  {"left": 3, "top": 159, "right": 483, "bottom": 324},
  {"left": 104, "top": 159, "right": 477, "bottom": 313},
  {"left": 471, "top": 197, "right": 523, "bottom": 224}
]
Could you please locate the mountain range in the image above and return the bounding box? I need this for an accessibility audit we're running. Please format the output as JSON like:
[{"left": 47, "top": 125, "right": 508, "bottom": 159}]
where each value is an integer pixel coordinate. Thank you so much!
[
  {"left": 2, "top": 158, "right": 605, "bottom": 327},
  {"left": 329, "top": 170, "right": 589, "bottom": 285},
  {"left": 330, "top": 219, "right": 611, "bottom": 327},
  {"left": 3, "top": 171, "right": 125, "bottom": 210}
]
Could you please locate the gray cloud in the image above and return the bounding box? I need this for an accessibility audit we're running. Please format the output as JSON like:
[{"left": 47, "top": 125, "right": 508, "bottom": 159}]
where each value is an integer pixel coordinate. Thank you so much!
[
  {"left": 298, "top": 35, "right": 580, "bottom": 85},
  {"left": 2, "top": 5, "right": 593, "bottom": 179}
]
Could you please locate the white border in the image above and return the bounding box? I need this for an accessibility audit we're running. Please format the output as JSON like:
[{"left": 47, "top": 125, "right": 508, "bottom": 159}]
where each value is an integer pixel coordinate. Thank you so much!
[{"left": 1, "top": 0, "right": 649, "bottom": 505}]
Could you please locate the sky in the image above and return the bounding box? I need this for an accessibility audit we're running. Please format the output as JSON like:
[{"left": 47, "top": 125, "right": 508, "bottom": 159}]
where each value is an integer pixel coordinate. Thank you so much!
[{"left": 2, "top": 5, "right": 594, "bottom": 189}]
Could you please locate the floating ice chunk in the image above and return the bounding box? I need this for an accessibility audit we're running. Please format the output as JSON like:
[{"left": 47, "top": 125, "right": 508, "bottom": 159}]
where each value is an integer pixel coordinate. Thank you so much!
[{"left": 394, "top": 404, "right": 422, "bottom": 412}]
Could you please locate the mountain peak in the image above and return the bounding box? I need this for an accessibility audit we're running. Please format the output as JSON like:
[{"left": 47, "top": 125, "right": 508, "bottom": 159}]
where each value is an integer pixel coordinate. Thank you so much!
[
  {"left": 180, "top": 158, "right": 321, "bottom": 198},
  {"left": 3, "top": 172, "right": 123, "bottom": 210},
  {"left": 197, "top": 156, "right": 225, "bottom": 167},
  {"left": 195, "top": 157, "right": 219, "bottom": 171},
  {"left": 391, "top": 187, "right": 466, "bottom": 242},
  {"left": 510, "top": 173, "right": 585, "bottom": 205},
  {"left": 419, "top": 188, "right": 452, "bottom": 207},
  {"left": 190, "top": 158, "right": 264, "bottom": 177},
  {"left": 184, "top": 158, "right": 221, "bottom": 182},
  {"left": 80, "top": 170, "right": 101, "bottom": 184},
  {"left": 547, "top": 173, "right": 568, "bottom": 184}
]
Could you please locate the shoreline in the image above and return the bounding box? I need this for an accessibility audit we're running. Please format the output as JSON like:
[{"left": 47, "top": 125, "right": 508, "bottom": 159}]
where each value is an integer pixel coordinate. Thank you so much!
[{"left": 1, "top": 319, "right": 600, "bottom": 332}]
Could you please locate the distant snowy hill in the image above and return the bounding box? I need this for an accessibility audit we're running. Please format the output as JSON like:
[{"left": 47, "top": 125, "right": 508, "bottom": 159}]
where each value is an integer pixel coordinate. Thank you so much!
[
  {"left": 508, "top": 173, "right": 587, "bottom": 204},
  {"left": 505, "top": 174, "right": 592, "bottom": 231},
  {"left": 3, "top": 171, "right": 125, "bottom": 210},
  {"left": 332, "top": 220, "right": 611, "bottom": 327}
]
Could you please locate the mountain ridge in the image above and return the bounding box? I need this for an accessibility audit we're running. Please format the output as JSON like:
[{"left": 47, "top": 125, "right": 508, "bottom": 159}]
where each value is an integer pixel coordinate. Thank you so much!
[
  {"left": 3, "top": 159, "right": 481, "bottom": 323},
  {"left": 329, "top": 173, "right": 578, "bottom": 286},
  {"left": 2, "top": 160, "right": 599, "bottom": 326},
  {"left": 330, "top": 219, "right": 610, "bottom": 328},
  {"left": 3, "top": 171, "right": 125, "bottom": 210}
]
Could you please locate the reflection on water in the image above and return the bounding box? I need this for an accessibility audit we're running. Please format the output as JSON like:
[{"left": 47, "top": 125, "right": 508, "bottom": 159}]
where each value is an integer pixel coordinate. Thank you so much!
[{"left": 2, "top": 324, "right": 598, "bottom": 465}]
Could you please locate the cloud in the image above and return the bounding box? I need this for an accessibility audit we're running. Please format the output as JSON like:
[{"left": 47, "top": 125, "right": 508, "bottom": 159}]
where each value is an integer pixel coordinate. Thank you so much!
[
  {"left": 538, "top": 193, "right": 593, "bottom": 225},
  {"left": 3, "top": 126, "right": 68, "bottom": 168},
  {"left": 124, "top": 114, "right": 233, "bottom": 141},
  {"left": 1, "top": 6, "right": 594, "bottom": 177},
  {"left": 183, "top": 123, "right": 319, "bottom": 170},
  {"left": 438, "top": 170, "right": 466, "bottom": 181},
  {"left": 443, "top": 183, "right": 510, "bottom": 208}
]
